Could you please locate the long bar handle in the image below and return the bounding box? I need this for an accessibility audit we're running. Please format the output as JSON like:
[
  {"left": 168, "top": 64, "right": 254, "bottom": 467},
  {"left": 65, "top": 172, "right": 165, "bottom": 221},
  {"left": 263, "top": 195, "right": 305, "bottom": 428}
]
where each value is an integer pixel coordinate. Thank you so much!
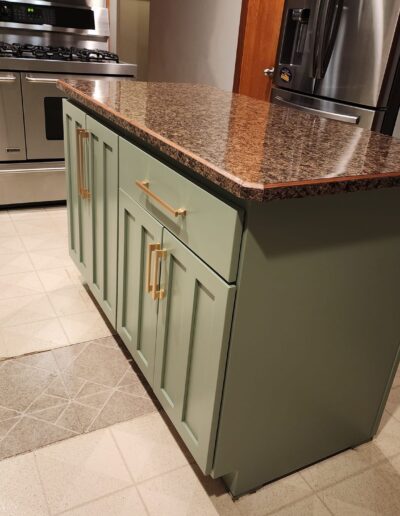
[
  {"left": 25, "top": 75, "right": 58, "bottom": 84},
  {"left": 152, "top": 248, "right": 167, "bottom": 300},
  {"left": 273, "top": 96, "right": 360, "bottom": 124},
  {"left": 0, "top": 74, "right": 16, "bottom": 83},
  {"left": 76, "top": 128, "right": 90, "bottom": 199},
  {"left": 146, "top": 243, "right": 159, "bottom": 293},
  {"left": 136, "top": 180, "right": 186, "bottom": 217}
]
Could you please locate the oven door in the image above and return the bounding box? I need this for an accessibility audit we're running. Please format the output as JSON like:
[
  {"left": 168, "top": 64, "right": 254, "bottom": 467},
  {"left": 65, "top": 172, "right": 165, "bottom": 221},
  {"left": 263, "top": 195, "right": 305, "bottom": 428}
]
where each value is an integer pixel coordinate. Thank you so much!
[
  {"left": 21, "top": 72, "right": 72, "bottom": 160},
  {"left": 0, "top": 72, "right": 27, "bottom": 161}
]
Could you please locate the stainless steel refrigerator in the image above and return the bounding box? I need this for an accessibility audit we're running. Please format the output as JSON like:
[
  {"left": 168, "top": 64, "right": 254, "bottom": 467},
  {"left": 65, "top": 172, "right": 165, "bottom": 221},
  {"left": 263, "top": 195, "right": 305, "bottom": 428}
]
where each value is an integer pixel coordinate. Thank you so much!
[{"left": 271, "top": 0, "right": 400, "bottom": 132}]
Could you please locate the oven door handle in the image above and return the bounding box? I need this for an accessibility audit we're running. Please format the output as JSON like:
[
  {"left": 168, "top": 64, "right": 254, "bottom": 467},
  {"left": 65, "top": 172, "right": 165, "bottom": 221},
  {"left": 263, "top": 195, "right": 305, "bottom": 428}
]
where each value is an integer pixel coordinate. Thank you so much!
[
  {"left": 25, "top": 74, "right": 59, "bottom": 84},
  {"left": 0, "top": 74, "right": 17, "bottom": 83}
]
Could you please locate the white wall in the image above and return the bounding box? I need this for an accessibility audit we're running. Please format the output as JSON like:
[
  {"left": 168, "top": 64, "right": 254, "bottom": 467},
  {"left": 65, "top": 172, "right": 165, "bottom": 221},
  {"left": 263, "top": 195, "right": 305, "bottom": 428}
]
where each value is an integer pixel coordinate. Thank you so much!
[
  {"left": 147, "top": 0, "right": 242, "bottom": 91},
  {"left": 116, "top": 0, "right": 150, "bottom": 80}
]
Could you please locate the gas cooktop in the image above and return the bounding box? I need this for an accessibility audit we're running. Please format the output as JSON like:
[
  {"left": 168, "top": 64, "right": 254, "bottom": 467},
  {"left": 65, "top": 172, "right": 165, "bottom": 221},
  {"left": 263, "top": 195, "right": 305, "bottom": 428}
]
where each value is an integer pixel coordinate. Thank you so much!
[{"left": 0, "top": 42, "right": 119, "bottom": 63}]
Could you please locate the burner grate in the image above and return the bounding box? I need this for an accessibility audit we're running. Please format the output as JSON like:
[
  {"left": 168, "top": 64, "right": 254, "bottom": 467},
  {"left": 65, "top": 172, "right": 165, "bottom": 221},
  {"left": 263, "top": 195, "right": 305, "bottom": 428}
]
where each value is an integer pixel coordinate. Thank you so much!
[{"left": 0, "top": 42, "right": 119, "bottom": 63}]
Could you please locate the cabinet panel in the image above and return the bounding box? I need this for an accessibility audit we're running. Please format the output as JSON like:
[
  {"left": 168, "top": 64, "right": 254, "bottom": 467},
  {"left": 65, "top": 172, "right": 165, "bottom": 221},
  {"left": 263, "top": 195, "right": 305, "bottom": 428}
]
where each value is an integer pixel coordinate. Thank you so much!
[
  {"left": 117, "top": 190, "right": 162, "bottom": 385},
  {"left": 87, "top": 115, "right": 119, "bottom": 326},
  {"left": 119, "top": 137, "right": 242, "bottom": 283},
  {"left": 62, "top": 99, "right": 91, "bottom": 281},
  {"left": 154, "top": 229, "right": 236, "bottom": 473}
]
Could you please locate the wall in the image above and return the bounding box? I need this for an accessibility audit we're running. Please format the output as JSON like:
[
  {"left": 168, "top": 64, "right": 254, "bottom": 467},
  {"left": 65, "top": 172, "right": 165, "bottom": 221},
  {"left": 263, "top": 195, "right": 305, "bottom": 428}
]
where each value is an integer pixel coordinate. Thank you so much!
[
  {"left": 116, "top": 0, "right": 150, "bottom": 80},
  {"left": 394, "top": 109, "right": 400, "bottom": 138},
  {"left": 147, "top": 0, "right": 242, "bottom": 91}
]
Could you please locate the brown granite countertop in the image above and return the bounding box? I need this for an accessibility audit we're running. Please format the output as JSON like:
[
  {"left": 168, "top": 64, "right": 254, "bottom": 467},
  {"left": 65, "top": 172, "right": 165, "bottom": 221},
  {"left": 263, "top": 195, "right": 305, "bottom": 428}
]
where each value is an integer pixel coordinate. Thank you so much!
[{"left": 58, "top": 79, "right": 400, "bottom": 201}]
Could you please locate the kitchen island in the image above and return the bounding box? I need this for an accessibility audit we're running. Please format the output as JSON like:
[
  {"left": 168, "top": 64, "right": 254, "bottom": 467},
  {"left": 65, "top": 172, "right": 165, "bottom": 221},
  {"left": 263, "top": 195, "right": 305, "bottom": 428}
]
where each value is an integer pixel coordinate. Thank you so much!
[{"left": 58, "top": 79, "right": 400, "bottom": 496}]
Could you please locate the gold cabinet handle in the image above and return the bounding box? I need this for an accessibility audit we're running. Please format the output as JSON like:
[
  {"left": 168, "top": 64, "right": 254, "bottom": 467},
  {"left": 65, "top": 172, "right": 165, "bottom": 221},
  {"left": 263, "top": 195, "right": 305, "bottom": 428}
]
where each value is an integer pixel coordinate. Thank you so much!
[
  {"left": 76, "top": 128, "right": 90, "bottom": 199},
  {"left": 146, "top": 243, "right": 159, "bottom": 293},
  {"left": 152, "top": 247, "right": 167, "bottom": 300},
  {"left": 136, "top": 180, "right": 186, "bottom": 217}
]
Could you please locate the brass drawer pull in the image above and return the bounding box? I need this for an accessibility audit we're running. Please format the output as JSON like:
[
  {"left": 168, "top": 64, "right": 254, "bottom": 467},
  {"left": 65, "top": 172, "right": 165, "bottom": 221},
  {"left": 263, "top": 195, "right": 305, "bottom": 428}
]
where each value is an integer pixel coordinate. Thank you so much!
[
  {"left": 76, "top": 128, "right": 90, "bottom": 199},
  {"left": 136, "top": 180, "right": 186, "bottom": 217},
  {"left": 152, "top": 247, "right": 167, "bottom": 300}
]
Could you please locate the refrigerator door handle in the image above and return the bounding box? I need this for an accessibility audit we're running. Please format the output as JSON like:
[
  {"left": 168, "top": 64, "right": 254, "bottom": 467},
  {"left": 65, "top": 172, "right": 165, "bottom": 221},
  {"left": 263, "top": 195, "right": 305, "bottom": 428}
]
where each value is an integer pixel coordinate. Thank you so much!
[
  {"left": 320, "top": 0, "right": 344, "bottom": 79},
  {"left": 312, "top": 0, "right": 326, "bottom": 79},
  {"left": 273, "top": 96, "right": 360, "bottom": 124}
]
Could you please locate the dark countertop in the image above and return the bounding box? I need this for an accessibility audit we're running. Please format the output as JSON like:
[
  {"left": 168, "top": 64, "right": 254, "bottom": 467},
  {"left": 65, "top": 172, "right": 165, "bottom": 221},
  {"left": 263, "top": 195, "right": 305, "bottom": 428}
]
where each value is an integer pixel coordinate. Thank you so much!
[{"left": 58, "top": 79, "right": 400, "bottom": 201}]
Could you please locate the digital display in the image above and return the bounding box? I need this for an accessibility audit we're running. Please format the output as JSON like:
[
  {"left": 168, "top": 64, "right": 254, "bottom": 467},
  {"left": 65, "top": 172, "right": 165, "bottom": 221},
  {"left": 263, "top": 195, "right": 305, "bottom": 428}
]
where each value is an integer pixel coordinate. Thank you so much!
[{"left": 0, "top": 1, "right": 95, "bottom": 29}]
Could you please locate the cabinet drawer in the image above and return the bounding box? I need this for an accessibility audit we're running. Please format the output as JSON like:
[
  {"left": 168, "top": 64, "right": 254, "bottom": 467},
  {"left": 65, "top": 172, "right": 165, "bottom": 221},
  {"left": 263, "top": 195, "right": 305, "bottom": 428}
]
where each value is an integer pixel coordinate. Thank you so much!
[{"left": 119, "top": 137, "right": 243, "bottom": 282}]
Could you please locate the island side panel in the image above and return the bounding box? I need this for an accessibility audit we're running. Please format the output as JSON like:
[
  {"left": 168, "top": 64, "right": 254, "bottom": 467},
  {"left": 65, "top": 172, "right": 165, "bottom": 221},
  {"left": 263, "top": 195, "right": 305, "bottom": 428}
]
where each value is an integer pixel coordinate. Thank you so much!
[{"left": 213, "top": 187, "right": 400, "bottom": 496}]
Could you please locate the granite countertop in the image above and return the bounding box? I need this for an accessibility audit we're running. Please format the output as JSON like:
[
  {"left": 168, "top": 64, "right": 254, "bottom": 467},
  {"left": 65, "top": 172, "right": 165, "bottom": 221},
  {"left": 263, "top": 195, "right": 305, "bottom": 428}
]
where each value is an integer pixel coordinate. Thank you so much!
[{"left": 58, "top": 79, "right": 400, "bottom": 201}]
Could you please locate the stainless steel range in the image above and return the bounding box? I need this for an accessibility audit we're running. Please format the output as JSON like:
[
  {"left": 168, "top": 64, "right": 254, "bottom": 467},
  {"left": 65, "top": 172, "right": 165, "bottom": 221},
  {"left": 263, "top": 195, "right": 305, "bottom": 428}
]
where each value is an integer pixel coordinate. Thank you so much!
[{"left": 0, "top": 0, "right": 137, "bottom": 205}]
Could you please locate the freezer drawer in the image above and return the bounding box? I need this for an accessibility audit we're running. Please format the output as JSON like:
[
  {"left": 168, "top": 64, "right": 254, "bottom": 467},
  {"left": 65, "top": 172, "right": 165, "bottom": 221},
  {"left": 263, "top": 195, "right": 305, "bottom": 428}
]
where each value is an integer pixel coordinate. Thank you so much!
[
  {"left": 271, "top": 88, "right": 377, "bottom": 129},
  {"left": 0, "top": 72, "right": 26, "bottom": 161}
]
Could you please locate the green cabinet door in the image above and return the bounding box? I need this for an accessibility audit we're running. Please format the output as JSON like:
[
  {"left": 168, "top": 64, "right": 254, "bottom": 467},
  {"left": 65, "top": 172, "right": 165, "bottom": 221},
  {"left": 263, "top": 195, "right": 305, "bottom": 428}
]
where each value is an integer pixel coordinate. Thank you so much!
[
  {"left": 86, "top": 115, "right": 118, "bottom": 326},
  {"left": 117, "top": 190, "right": 162, "bottom": 385},
  {"left": 154, "top": 229, "right": 236, "bottom": 474},
  {"left": 62, "top": 99, "right": 91, "bottom": 280}
]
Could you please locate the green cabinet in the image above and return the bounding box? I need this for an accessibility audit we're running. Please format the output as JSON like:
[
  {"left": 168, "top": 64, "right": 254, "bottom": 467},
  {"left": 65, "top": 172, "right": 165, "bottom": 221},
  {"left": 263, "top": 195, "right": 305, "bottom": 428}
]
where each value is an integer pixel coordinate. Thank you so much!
[
  {"left": 117, "top": 190, "right": 162, "bottom": 384},
  {"left": 117, "top": 189, "right": 236, "bottom": 473},
  {"left": 154, "top": 229, "right": 236, "bottom": 473},
  {"left": 63, "top": 100, "right": 118, "bottom": 326}
]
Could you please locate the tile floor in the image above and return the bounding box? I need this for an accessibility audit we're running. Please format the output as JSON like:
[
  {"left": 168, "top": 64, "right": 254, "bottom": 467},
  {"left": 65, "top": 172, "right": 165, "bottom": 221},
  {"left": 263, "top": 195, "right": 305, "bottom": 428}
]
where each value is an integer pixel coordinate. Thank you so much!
[
  {"left": 0, "top": 206, "right": 111, "bottom": 359},
  {"left": 1, "top": 205, "right": 400, "bottom": 515}
]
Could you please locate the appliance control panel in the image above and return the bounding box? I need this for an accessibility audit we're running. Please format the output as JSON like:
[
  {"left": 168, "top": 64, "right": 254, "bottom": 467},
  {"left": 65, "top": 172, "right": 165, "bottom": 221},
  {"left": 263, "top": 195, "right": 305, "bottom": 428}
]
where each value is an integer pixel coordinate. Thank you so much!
[{"left": 0, "top": 1, "right": 95, "bottom": 29}]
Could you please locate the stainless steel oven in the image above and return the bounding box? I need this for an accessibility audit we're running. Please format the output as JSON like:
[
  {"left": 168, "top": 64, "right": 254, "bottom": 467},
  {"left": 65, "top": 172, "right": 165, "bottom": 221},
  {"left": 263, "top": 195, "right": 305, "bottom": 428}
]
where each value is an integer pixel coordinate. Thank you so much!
[
  {"left": 0, "top": 71, "right": 26, "bottom": 161},
  {"left": 0, "top": 0, "right": 137, "bottom": 205}
]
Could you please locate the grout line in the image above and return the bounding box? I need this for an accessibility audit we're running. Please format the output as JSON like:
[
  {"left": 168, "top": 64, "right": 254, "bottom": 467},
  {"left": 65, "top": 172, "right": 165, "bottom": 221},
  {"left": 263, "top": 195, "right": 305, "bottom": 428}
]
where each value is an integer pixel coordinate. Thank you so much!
[
  {"left": 108, "top": 428, "right": 151, "bottom": 516},
  {"left": 53, "top": 484, "right": 141, "bottom": 516},
  {"left": 33, "top": 451, "right": 52, "bottom": 516}
]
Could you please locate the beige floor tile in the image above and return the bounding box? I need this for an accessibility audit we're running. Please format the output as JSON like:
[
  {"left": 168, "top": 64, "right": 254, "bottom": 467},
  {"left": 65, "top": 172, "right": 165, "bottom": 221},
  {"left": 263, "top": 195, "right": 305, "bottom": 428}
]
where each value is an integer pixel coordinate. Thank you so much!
[
  {"left": 0, "top": 271, "right": 44, "bottom": 299},
  {"left": 89, "top": 390, "right": 156, "bottom": 431},
  {"left": 29, "top": 247, "right": 75, "bottom": 270},
  {"left": 111, "top": 412, "right": 189, "bottom": 482},
  {"left": 235, "top": 473, "right": 313, "bottom": 516},
  {"left": 368, "top": 410, "right": 400, "bottom": 459},
  {"left": 47, "top": 285, "right": 97, "bottom": 316},
  {"left": 61, "top": 486, "right": 147, "bottom": 516},
  {"left": 35, "top": 428, "right": 132, "bottom": 514},
  {"left": 0, "top": 360, "right": 56, "bottom": 412},
  {"left": 0, "top": 252, "right": 33, "bottom": 275},
  {"left": 385, "top": 385, "right": 400, "bottom": 421},
  {"left": 0, "top": 294, "right": 56, "bottom": 327},
  {"left": 0, "top": 235, "right": 25, "bottom": 254},
  {"left": 300, "top": 445, "right": 383, "bottom": 491},
  {"left": 0, "top": 220, "right": 18, "bottom": 237},
  {"left": 13, "top": 218, "right": 62, "bottom": 235},
  {"left": 45, "top": 206, "right": 67, "bottom": 214},
  {"left": 20, "top": 232, "right": 68, "bottom": 251},
  {"left": 392, "top": 365, "right": 400, "bottom": 388},
  {"left": 0, "top": 452, "right": 49, "bottom": 515},
  {"left": 38, "top": 267, "right": 82, "bottom": 292},
  {"left": 59, "top": 311, "right": 112, "bottom": 344},
  {"left": 268, "top": 495, "right": 331, "bottom": 516},
  {"left": 64, "top": 340, "right": 128, "bottom": 386},
  {"left": 8, "top": 207, "right": 47, "bottom": 221},
  {"left": 51, "top": 342, "right": 89, "bottom": 371},
  {"left": 0, "top": 318, "right": 68, "bottom": 358},
  {"left": 0, "top": 415, "right": 76, "bottom": 460},
  {"left": 319, "top": 460, "right": 400, "bottom": 515},
  {"left": 192, "top": 468, "right": 241, "bottom": 516},
  {"left": 138, "top": 465, "right": 218, "bottom": 516},
  {"left": 16, "top": 350, "right": 58, "bottom": 372},
  {"left": 0, "top": 210, "right": 11, "bottom": 220}
]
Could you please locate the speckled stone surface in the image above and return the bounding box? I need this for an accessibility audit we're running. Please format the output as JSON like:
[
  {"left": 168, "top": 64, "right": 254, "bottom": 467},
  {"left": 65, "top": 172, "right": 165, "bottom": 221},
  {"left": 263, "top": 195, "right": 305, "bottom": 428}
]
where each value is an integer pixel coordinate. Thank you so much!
[{"left": 58, "top": 79, "right": 400, "bottom": 201}]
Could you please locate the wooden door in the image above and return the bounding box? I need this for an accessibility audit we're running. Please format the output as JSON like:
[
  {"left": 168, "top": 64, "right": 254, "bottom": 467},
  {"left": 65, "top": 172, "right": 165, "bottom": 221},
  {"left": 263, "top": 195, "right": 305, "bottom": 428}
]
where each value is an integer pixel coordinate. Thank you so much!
[
  {"left": 86, "top": 115, "right": 119, "bottom": 327},
  {"left": 234, "top": 0, "right": 285, "bottom": 100},
  {"left": 153, "top": 229, "right": 236, "bottom": 474},
  {"left": 117, "top": 190, "right": 163, "bottom": 385},
  {"left": 62, "top": 100, "right": 91, "bottom": 281}
]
